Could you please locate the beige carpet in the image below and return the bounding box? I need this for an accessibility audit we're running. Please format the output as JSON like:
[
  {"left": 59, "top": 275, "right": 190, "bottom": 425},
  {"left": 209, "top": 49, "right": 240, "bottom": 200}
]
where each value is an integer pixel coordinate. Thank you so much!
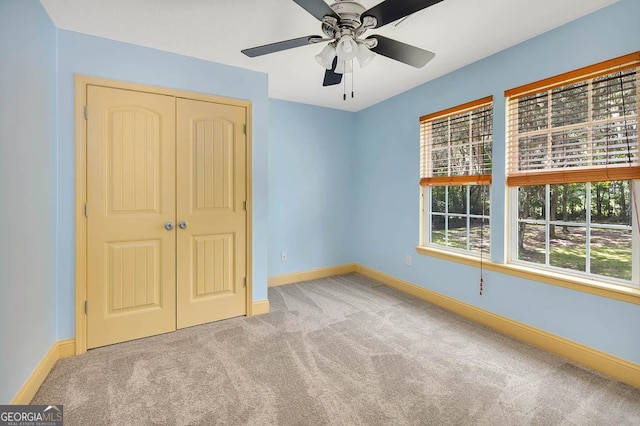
[{"left": 33, "top": 273, "right": 640, "bottom": 425}]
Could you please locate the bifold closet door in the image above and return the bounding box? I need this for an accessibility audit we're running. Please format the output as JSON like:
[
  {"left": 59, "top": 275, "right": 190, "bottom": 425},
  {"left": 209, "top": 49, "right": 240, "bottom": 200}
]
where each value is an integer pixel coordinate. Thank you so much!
[
  {"left": 175, "top": 98, "right": 247, "bottom": 329},
  {"left": 86, "top": 86, "right": 177, "bottom": 349}
]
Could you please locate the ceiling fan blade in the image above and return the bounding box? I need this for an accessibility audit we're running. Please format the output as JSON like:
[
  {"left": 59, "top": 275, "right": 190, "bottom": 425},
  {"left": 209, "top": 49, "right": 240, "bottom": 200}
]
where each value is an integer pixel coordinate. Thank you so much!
[
  {"left": 323, "top": 57, "right": 343, "bottom": 86},
  {"left": 367, "top": 35, "right": 435, "bottom": 68},
  {"left": 363, "top": 0, "right": 444, "bottom": 29},
  {"left": 241, "top": 35, "right": 322, "bottom": 57},
  {"left": 292, "top": 0, "right": 339, "bottom": 21}
]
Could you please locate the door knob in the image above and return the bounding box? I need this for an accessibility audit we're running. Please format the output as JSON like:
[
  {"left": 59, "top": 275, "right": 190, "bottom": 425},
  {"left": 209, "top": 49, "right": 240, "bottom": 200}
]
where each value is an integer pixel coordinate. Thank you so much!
[
  {"left": 164, "top": 222, "right": 174, "bottom": 230},
  {"left": 178, "top": 221, "right": 187, "bottom": 229}
]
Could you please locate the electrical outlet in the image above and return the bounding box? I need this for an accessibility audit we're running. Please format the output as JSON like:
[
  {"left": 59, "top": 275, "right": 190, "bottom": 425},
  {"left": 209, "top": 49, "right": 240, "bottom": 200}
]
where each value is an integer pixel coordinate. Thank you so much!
[
  {"left": 405, "top": 255, "right": 412, "bottom": 266},
  {"left": 281, "top": 251, "right": 287, "bottom": 262}
]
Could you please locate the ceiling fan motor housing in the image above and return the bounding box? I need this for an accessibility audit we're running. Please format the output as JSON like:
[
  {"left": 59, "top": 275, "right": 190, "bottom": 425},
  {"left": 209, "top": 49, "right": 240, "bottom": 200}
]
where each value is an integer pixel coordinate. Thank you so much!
[{"left": 323, "top": 1, "right": 368, "bottom": 38}]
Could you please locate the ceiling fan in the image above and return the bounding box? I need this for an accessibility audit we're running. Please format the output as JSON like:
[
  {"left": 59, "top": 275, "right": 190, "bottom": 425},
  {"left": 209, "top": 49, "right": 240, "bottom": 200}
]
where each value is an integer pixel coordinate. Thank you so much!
[{"left": 241, "top": 0, "right": 443, "bottom": 87}]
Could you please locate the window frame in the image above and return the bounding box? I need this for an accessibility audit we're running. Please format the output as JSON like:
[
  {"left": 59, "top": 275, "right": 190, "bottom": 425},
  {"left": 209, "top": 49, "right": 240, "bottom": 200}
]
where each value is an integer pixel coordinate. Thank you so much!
[
  {"left": 419, "top": 96, "right": 493, "bottom": 257},
  {"left": 422, "top": 184, "right": 491, "bottom": 256},
  {"left": 505, "top": 52, "right": 640, "bottom": 289},
  {"left": 507, "top": 182, "right": 640, "bottom": 287}
]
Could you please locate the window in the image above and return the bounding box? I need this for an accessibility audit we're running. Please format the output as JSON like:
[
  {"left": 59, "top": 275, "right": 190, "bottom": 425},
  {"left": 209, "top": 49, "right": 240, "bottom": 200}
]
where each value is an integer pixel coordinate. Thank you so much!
[
  {"left": 420, "top": 97, "right": 493, "bottom": 255},
  {"left": 506, "top": 52, "right": 640, "bottom": 287}
]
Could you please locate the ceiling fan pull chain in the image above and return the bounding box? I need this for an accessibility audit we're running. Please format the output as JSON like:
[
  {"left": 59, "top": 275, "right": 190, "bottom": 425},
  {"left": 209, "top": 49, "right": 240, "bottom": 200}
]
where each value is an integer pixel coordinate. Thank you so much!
[
  {"left": 343, "top": 67, "right": 347, "bottom": 101},
  {"left": 351, "top": 60, "right": 355, "bottom": 98}
]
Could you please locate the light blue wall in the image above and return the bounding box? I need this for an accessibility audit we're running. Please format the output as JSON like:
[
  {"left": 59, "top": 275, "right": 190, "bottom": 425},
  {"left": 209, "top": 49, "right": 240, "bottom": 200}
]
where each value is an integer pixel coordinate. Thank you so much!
[
  {"left": 353, "top": 0, "right": 640, "bottom": 364},
  {"left": 55, "top": 31, "right": 270, "bottom": 339},
  {"left": 0, "top": 0, "right": 58, "bottom": 404},
  {"left": 268, "top": 99, "right": 356, "bottom": 276}
]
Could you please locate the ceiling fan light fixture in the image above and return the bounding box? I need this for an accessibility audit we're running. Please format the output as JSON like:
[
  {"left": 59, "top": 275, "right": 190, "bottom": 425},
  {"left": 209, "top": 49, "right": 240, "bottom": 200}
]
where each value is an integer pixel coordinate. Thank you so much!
[
  {"left": 335, "top": 59, "right": 353, "bottom": 75},
  {"left": 356, "top": 43, "right": 375, "bottom": 68},
  {"left": 336, "top": 35, "right": 358, "bottom": 61},
  {"left": 315, "top": 44, "right": 337, "bottom": 69}
]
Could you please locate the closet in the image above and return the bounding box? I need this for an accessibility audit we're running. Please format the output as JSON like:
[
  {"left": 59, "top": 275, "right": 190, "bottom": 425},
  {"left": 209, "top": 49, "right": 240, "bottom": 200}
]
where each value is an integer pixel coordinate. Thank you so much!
[{"left": 84, "top": 84, "right": 248, "bottom": 349}]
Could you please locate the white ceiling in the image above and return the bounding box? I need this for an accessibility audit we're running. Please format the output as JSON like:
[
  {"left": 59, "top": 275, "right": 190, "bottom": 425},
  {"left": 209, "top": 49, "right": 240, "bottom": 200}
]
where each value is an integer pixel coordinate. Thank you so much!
[{"left": 40, "top": 0, "right": 618, "bottom": 112}]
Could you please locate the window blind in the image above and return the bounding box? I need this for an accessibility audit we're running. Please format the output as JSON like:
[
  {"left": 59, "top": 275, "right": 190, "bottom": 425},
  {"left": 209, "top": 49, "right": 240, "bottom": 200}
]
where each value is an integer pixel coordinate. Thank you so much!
[
  {"left": 420, "top": 96, "right": 493, "bottom": 186},
  {"left": 505, "top": 52, "right": 640, "bottom": 187}
]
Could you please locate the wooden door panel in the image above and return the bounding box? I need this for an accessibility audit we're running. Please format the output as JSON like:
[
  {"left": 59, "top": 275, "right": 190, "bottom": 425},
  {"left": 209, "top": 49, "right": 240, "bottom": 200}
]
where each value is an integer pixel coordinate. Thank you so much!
[
  {"left": 176, "top": 98, "right": 247, "bottom": 329},
  {"left": 192, "top": 233, "right": 234, "bottom": 298},
  {"left": 107, "top": 108, "right": 160, "bottom": 214},
  {"left": 87, "top": 85, "right": 176, "bottom": 349},
  {"left": 193, "top": 118, "right": 234, "bottom": 211},
  {"left": 106, "top": 240, "right": 161, "bottom": 312}
]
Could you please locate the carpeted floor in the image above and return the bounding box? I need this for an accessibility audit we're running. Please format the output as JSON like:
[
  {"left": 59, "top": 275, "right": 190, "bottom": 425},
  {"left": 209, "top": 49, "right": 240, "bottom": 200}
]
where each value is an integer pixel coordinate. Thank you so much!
[{"left": 33, "top": 273, "right": 640, "bottom": 425}]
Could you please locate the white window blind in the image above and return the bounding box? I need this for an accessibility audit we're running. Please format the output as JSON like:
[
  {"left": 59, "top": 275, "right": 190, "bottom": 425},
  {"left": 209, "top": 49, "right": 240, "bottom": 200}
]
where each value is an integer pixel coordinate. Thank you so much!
[
  {"left": 506, "top": 52, "right": 640, "bottom": 186},
  {"left": 420, "top": 96, "right": 493, "bottom": 186}
]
